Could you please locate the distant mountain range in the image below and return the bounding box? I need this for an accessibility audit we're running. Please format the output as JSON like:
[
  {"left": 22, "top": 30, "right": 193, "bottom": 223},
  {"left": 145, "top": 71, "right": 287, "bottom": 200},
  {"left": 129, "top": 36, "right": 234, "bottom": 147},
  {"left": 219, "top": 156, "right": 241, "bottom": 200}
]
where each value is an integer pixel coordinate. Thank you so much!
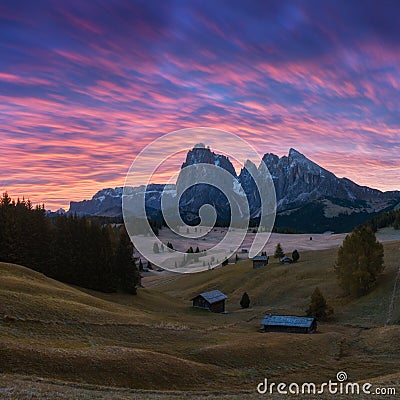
[{"left": 69, "top": 146, "right": 400, "bottom": 233}]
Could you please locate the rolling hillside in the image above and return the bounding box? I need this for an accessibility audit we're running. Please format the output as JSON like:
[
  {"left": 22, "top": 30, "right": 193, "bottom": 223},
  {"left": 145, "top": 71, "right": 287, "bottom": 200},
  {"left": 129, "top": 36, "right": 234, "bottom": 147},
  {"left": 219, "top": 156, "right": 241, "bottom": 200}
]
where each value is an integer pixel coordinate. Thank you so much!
[
  {"left": 1, "top": 241, "right": 400, "bottom": 398},
  {"left": 152, "top": 241, "right": 400, "bottom": 326}
]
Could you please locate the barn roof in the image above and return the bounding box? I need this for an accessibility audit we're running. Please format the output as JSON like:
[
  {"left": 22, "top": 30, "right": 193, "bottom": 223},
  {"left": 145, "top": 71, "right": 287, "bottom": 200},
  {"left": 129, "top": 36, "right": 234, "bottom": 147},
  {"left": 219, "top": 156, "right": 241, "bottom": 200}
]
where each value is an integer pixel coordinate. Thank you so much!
[
  {"left": 262, "top": 315, "right": 315, "bottom": 328},
  {"left": 192, "top": 290, "right": 228, "bottom": 304},
  {"left": 253, "top": 256, "right": 268, "bottom": 261}
]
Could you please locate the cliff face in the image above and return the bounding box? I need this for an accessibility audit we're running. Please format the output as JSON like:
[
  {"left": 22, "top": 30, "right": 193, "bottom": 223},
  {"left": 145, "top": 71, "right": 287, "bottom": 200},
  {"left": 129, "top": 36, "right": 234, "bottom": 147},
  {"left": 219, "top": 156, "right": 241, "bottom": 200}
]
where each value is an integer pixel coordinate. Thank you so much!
[
  {"left": 177, "top": 145, "right": 242, "bottom": 222},
  {"left": 258, "top": 148, "right": 390, "bottom": 210},
  {"left": 69, "top": 187, "right": 123, "bottom": 217}
]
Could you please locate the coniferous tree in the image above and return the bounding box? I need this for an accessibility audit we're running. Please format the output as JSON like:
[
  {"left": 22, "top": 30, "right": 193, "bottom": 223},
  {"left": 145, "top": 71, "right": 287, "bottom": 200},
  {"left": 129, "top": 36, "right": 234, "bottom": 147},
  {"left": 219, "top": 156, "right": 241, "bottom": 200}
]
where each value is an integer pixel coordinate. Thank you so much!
[
  {"left": 0, "top": 194, "right": 141, "bottom": 294},
  {"left": 306, "top": 287, "right": 333, "bottom": 320},
  {"left": 0, "top": 192, "right": 17, "bottom": 263},
  {"left": 335, "top": 227, "right": 384, "bottom": 297},
  {"left": 292, "top": 249, "right": 300, "bottom": 263},
  {"left": 274, "top": 243, "right": 284, "bottom": 259},
  {"left": 114, "top": 227, "right": 139, "bottom": 294},
  {"left": 240, "top": 292, "right": 250, "bottom": 308}
]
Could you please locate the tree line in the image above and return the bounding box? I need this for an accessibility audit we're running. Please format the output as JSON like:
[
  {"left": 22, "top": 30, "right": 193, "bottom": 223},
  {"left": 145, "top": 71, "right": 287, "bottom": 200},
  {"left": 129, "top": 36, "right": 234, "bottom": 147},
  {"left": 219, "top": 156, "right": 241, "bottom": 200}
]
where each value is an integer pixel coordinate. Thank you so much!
[
  {"left": 362, "top": 208, "right": 400, "bottom": 232},
  {"left": 0, "top": 193, "right": 139, "bottom": 293}
]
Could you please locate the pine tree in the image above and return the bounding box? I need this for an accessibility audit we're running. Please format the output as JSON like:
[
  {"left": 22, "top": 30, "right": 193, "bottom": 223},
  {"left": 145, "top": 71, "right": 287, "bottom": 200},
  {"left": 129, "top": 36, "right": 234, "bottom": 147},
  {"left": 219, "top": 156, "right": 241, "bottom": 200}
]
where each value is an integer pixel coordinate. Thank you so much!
[
  {"left": 0, "top": 192, "right": 17, "bottom": 263},
  {"left": 306, "top": 287, "right": 333, "bottom": 320},
  {"left": 335, "top": 227, "right": 384, "bottom": 297},
  {"left": 274, "top": 243, "right": 284, "bottom": 259},
  {"left": 114, "top": 227, "right": 139, "bottom": 294},
  {"left": 0, "top": 193, "right": 143, "bottom": 294},
  {"left": 240, "top": 292, "right": 250, "bottom": 308},
  {"left": 292, "top": 249, "right": 300, "bottom": 263}
]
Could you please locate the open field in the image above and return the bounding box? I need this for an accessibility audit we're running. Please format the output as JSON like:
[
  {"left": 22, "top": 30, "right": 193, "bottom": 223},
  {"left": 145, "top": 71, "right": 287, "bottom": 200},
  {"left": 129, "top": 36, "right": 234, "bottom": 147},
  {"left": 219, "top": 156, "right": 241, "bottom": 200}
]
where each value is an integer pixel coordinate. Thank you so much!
[
  {"left": 155, "top": 226, "right": 400, "bottom": 255},
  {"left": 1, "top": 238, "right": 400, "bottom": 398},
  {"left": 141, "top": 227, "right": 400, "bottom": 279}
]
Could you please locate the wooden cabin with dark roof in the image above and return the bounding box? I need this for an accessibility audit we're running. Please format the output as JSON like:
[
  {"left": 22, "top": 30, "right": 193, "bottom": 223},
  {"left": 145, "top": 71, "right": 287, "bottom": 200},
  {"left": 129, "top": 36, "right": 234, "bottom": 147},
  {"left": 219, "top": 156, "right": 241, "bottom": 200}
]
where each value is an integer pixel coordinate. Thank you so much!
[
  {"left": 252, "top": 255, "right": 269, "bottom": 269},
  {"left": 191, "top": 290, "right": 228, "bottom": 313}
]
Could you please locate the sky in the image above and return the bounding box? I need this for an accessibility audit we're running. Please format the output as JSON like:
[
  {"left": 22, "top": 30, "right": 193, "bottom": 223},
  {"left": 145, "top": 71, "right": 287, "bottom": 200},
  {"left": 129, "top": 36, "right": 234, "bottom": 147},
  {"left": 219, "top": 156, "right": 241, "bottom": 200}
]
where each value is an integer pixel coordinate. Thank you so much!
[{"left": 1, "top": 0, "right": 400, "bottom": 210}]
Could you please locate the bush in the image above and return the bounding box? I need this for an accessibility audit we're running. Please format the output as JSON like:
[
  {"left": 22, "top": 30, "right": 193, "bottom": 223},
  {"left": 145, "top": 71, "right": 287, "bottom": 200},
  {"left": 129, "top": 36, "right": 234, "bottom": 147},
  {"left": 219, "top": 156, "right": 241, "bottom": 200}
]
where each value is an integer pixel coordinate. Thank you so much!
[
  {"left": 240, "top": 292, "right": 250, "bottom": 308},
  {"left": 306, "top": 287, "right": 333, "bottom": 320},
  {"left": 274, "top": 243, "right": 284, "bottom": 259}
]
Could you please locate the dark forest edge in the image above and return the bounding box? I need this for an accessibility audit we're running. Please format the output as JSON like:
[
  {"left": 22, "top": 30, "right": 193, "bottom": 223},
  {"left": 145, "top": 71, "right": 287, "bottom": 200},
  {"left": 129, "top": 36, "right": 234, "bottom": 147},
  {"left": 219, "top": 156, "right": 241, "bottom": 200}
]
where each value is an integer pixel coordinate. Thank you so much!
[
  {"left": 1, "top": 191, "right": 398, "bottom": 295},
  {"left": 359, "top": 207, "right": 400, "bottom": 232},
  {"left": 0, "top": 193, "right": 140, "bottom": 294}
]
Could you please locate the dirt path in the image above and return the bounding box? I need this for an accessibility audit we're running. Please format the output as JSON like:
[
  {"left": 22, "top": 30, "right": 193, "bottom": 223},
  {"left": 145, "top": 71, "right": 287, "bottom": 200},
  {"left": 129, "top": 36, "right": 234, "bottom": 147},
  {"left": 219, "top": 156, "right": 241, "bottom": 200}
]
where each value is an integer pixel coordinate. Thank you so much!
[
  {"left": 142, "top": 275, "right": 181, "bottom": 288},
  {"left": 386, "top": 264, "right": 400, "bottom": 326}
]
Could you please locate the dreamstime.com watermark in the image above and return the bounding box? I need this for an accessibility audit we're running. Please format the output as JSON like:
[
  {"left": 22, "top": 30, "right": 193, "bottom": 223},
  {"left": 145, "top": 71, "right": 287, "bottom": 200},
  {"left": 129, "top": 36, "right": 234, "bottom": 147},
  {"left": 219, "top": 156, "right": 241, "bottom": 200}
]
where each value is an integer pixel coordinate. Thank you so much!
[{"left": 257, "top": 371, "right": 397, "bottom": 396}]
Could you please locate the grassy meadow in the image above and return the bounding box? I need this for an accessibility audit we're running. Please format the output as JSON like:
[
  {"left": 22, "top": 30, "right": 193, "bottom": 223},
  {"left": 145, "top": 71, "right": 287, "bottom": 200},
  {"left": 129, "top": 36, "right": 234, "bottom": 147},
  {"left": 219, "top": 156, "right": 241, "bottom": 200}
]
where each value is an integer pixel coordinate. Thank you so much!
[{"left": 0, "top": 239, "right": 399, "bottom": 399}]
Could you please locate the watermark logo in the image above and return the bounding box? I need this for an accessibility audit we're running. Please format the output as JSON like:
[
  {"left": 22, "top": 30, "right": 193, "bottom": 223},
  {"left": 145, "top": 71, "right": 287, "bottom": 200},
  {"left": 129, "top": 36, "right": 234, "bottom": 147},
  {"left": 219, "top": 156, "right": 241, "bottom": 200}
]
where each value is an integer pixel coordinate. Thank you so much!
[
  {"left": 336, "top": 371, "right": 348, "bottom": 382},
  {"left": 257, "top": 371, "right": 396, "bottom": 396},
  {"left": 122, "top": 128, "right": 276, "bottom": 273}
]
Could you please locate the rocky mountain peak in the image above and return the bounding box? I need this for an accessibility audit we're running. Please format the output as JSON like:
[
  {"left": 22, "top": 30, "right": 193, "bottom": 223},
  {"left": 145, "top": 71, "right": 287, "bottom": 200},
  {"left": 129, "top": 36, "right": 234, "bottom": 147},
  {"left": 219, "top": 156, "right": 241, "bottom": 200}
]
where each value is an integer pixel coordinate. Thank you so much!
[
  {"left": 68, "top": 146, "right": 400, "bottom": 233},
  {"left": 288, "top": 148, "right": 304, "bottom": 158},
  {"left": 181, "top": 145, "right": 236, "bottom": 177}
]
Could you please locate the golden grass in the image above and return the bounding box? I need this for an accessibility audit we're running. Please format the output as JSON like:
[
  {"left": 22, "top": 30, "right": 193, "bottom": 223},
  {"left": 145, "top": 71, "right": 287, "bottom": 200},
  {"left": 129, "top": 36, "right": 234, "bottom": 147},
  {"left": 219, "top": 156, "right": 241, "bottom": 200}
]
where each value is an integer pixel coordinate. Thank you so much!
[
  {"left": 1, "top": 372, "right": 399, "bottom": 400},
  {"left": 154, "top": 241, "right": 400, "bottom": 326},
  {"left": 0, "top": 240, "right": 399, "bottom": 393},
  {"left": 0, "top": 263, "right": 151, "bottom": 324}
]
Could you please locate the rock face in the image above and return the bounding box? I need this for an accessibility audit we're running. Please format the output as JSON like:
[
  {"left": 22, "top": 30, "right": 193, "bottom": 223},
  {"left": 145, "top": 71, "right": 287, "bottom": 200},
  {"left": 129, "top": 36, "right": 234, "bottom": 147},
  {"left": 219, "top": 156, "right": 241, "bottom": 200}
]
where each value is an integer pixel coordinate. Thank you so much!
[
  {"left": 257, "top": 148, "right": 395, "bottom": 211},
  {"left": 238, "top": 160, "right": 261, "bottom": 218},
  {"left": 68, "top": 147, "right": 400, "bottom": 232},
  {"left": 177, "top": 145, "right": 242, "bottom": 223},
  {"left": 181, "top": 144, "right": 236, "bottom": 177},
  {"left": 69, "top": 185, "right": 176, "bottom": 218},
  {"left": 69, "top": 187, "right": 123, "bottom": 217}
]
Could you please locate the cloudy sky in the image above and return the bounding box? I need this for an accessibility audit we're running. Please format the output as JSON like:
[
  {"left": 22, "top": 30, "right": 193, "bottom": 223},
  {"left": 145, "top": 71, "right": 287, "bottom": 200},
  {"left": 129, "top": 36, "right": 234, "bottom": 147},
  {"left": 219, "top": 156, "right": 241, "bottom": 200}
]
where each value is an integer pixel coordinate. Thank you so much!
[{"left": 1, "top": 0, "right": 400, "bottom": 209}]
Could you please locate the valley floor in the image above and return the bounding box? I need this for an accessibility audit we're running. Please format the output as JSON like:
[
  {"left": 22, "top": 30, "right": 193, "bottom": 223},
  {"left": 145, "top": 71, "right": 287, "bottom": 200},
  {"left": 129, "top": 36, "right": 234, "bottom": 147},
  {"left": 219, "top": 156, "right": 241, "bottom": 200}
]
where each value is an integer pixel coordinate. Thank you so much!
[{"left": 156, "top": 227, "right": 400, "bottom": 256}]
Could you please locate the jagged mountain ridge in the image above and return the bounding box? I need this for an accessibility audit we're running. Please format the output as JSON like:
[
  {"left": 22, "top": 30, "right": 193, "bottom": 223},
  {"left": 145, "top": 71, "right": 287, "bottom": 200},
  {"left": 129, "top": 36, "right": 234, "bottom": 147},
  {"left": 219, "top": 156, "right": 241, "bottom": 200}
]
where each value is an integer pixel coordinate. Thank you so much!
[
  {"left": 68, "top": 147, "right": 400, "bottom": 232},
  {"left": 261, "top": 148, "right": 396, "bottom": 209}
]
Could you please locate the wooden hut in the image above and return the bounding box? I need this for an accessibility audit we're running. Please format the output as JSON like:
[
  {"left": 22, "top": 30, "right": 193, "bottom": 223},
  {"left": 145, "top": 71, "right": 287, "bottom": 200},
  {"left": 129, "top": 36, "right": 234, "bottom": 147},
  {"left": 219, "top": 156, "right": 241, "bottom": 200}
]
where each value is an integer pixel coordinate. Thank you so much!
[
  {"left": 252, "top": 255, "right": 269, "bottom": 269},
  {"left": 261, "top": 315, "right": 317, "bottom": 334},
  {"left": 191, "top": 290, "right": 228, "bottom": 313}
]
